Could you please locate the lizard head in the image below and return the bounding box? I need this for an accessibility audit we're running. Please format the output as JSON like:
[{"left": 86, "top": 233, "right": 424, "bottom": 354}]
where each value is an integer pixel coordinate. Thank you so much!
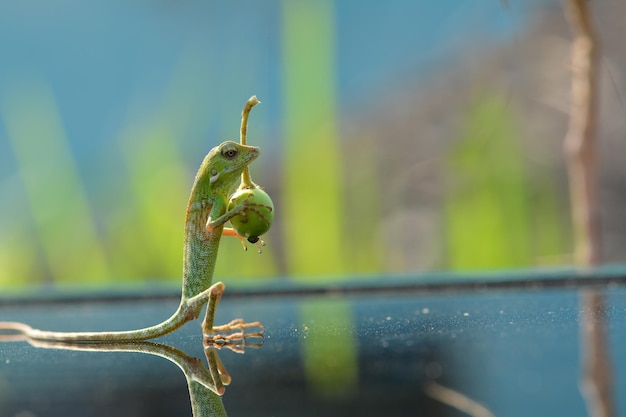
[{"left": 198, "top": 141, "right": 260, "bottom": 195}]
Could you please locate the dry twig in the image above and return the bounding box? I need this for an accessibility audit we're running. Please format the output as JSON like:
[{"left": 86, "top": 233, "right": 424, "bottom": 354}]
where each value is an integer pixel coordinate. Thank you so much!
[{"left": 563, "top": 1, "right": 614, "bottom": 417}]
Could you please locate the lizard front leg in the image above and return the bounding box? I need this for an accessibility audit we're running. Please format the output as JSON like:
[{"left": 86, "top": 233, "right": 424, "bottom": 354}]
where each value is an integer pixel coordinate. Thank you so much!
[{"left": 207, "top": 195, "right": 271, "bottom": 252}]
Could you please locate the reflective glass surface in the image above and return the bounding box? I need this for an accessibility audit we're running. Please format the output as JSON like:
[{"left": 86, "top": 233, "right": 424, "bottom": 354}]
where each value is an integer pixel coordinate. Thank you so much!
[{"left": 2, "top": 269, "right": 626, "bottom": 417}]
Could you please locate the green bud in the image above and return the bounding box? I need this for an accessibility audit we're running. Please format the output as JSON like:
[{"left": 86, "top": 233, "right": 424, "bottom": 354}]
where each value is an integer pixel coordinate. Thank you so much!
[{"left": 228, "top": 187, "right": 274, "bottom": 242}]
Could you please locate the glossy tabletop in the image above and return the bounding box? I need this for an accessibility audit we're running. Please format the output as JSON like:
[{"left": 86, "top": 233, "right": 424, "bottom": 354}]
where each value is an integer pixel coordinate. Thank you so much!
[{"left": 2, "top": 269, "right": 626, "bottom": 417}]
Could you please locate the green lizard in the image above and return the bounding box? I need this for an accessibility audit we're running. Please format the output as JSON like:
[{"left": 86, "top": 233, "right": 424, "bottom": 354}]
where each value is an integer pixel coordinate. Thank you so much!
[{"left": 1, "top": 140, "right": 267, "bottom": 342}]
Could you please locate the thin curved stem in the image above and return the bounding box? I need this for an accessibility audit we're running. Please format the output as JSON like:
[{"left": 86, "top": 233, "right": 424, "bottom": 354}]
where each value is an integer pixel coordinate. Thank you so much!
[{"left": 240, "top": 95, "right": 260, "bottom": 187}]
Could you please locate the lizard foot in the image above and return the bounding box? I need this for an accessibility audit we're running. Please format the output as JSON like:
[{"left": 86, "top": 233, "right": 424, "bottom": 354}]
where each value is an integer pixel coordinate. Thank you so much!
[{"left": 204, "top": 319, "right": 264, "bottom": 353}]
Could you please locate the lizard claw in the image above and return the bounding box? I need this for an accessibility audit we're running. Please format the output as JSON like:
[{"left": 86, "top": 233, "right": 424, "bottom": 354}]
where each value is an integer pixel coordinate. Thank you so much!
[{"left": 204, "top": 319, "right": 265, "bottom": 353}]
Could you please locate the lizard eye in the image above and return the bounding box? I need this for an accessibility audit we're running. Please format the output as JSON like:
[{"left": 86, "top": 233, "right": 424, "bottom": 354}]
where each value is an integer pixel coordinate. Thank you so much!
[{"left": 221, "top": 146, "right": 238, "bottom": 159}]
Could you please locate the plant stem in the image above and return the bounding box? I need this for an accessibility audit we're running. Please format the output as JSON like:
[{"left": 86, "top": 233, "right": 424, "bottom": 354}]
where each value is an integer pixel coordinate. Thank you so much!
[
  {"left": 564, "top": 0, "right": 600, "bottom": 267},
  {"left": 563, "top": 1, "right": 614, "bottom": 417},
  {"left": 240, "top": 96, "right": 260, "bottom": 188}
]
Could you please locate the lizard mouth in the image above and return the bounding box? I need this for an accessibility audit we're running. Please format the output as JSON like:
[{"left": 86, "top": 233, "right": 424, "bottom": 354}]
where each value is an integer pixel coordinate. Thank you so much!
[{"left": 242, "top": 145, "right": 260, "bottom": 165}]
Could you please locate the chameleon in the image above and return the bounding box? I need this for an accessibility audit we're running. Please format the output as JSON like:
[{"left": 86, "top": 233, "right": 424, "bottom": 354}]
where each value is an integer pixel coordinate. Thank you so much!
[{"left": 0, "top": 140, "right": 268, "bottom": 343}]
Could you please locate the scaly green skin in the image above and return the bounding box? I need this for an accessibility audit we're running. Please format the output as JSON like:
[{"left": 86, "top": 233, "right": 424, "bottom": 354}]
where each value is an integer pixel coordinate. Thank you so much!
[
  {"left": 182, "top": 141, "right": 259, "bottom": 300},
  {"left": 1, "top": 141, "right": 259, "bottom": 342}
]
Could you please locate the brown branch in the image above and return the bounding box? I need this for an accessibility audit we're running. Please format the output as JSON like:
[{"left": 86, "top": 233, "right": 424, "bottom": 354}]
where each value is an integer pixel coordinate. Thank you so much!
[
  {"left": 563, "top": 0, "right": 601, "bottom": 267},
  {"left": 579, "top": 290, "right": 614, "bottom": 417},
  {"left": 425, "top": 381, "right": 496, "bottom": 417},
  {"left": 562, "top": 1, "right": 614, "bottom": 417}
]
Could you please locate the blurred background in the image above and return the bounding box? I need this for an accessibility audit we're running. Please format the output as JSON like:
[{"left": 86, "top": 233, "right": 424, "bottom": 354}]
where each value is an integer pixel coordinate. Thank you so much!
[{"left": 1, "top": 0, "right": 625, "bottom": 289}]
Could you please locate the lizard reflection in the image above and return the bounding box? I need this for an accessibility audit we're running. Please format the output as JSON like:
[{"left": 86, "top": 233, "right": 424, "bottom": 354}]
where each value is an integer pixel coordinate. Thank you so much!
[{"left": 0, "top": 322, "right": 263, "bottom": 417}]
